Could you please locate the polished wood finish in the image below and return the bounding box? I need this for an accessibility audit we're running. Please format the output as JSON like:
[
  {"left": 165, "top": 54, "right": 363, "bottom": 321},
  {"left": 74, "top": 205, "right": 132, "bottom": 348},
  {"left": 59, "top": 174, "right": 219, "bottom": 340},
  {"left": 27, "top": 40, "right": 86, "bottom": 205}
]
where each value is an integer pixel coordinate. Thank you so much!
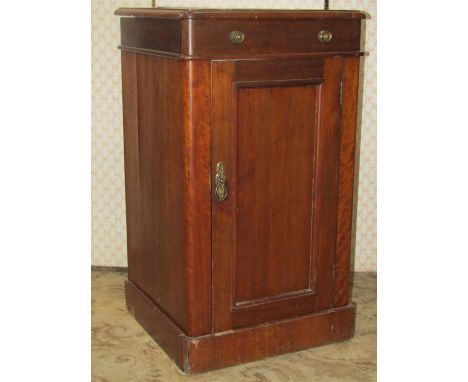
[
  {"left": 235, "top": 58, "right": 323, "bottom": 82},
  {"left": 335, "top": 57, "right": 361, "bottom": 307},
  {"left": 126, "top": 279, "right": 355, "bottom": 374},
  {"left": 121, "top": 52, "right": 188, "bottom": 331},
  {"left": 120, "top": 18, "right": 182, "bottom": 55},
  {"left": 313, "top": 56, "right": 343, "bottom": 311},
  {"left": 121, "top": 51, "right": 212, "bottom": 336},
  {"left": 115, "top": 8, "right": 366, "bottom": 20},
  {"left": 211, "top": 57, "right": 346, "bottom": 331},
  {"left": 125, "top": 280, "right": 185, "bottom": 368},
  {"left": 116, "top": 8, "right": 364, "bottom": 59},
  {"left": 189, "top": 19, "right": 361, "bottom": 57},
  {"left": 118, "top": 8, "right": 364, "bottom": 373},
  {"left": 183, "top": 59, "right": 212, "bottom": 335}
]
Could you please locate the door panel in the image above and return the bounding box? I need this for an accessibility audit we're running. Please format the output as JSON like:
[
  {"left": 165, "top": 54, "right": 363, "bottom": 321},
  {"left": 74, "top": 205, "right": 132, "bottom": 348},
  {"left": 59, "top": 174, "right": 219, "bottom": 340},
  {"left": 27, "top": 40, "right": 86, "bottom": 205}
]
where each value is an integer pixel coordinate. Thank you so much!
[
  {"left": 212, "top": 57, "right": 343, "bottom": 331},
  {"left": 234, "top": 85, "right": 317, "bottom": 305}
]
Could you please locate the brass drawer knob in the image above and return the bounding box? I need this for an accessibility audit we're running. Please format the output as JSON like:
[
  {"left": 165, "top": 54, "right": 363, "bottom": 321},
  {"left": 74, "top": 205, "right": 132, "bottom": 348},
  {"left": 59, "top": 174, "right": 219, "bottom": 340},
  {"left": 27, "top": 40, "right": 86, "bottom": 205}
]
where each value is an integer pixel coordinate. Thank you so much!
[
  {"left": 229, "top": 30, "right": 245, "bottom": 44},
  {"left": 318, "top": 30, "right": 333, "bottom": 43}
]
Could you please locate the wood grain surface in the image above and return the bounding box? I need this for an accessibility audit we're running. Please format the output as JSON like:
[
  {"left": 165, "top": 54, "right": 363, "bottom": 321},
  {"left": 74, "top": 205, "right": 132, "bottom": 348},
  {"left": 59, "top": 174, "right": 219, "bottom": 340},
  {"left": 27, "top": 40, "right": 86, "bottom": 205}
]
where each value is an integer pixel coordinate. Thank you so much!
[
  {"left": 182, "top": 59, "right": 212, "bottom": 336},
  {"left": 117, "top": 8, "right": 364, "bottom": 59},
  {"left": 92, "top": 270, "right": 376, "bottom": 380},
  {"left": 121, "top": 52, "right": 214, "bottom": 337},
  {"left": 122, "top": 52, "right": 187, "bottom": 331},
  {"left": 214, "top": 60, "right": 329, "bottom": 331},
  {"left": 334, "top": 57, "right": 361, "bottom": 308},
  {"left": 119, "top": 9, "right": 364, "bottom": 373},
  {"left": 115, "top": 8, "right": 366, "bottom": 20},
  {"left": 189, "top": 19, "right": 361, "bottom": 57},
  {"left": 125, "top": 278, "right": 355, "bottom": 373}
]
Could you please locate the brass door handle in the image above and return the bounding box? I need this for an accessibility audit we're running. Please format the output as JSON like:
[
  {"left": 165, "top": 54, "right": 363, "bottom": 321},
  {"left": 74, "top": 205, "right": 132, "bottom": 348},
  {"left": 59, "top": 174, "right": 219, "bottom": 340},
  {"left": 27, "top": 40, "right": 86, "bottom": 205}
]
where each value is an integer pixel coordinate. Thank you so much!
[
  {"left": 229, "top": 30, "right": 245, "bottom": 44},
  {"left": 214, "top": 162, "right": 228, "bottom": 202},
  {"left": 318, "top": 30, "right": 333, "bottom": 43}
]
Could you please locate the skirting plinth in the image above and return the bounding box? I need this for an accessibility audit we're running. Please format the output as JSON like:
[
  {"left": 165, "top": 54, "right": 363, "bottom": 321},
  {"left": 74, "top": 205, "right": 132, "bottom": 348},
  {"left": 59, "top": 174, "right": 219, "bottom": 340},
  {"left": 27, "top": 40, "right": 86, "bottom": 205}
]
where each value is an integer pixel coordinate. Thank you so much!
[{"left": 125, "top": 280, "right": 355, "bottom": 374}]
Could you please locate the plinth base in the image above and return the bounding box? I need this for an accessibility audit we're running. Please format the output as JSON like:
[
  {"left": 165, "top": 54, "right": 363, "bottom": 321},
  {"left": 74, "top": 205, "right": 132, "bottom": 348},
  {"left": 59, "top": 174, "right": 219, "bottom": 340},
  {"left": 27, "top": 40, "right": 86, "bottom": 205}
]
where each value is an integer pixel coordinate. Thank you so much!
[{"left": 125, "top": 280, "right": 355, "bottom": 374}]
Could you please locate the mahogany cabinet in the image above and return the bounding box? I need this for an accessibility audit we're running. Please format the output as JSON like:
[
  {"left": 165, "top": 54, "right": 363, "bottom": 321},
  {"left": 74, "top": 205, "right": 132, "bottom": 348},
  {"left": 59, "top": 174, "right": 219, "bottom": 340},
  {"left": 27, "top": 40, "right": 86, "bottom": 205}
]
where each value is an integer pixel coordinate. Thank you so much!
[{"left": 116, "top": 7, "right": 365, "bottom": 373}]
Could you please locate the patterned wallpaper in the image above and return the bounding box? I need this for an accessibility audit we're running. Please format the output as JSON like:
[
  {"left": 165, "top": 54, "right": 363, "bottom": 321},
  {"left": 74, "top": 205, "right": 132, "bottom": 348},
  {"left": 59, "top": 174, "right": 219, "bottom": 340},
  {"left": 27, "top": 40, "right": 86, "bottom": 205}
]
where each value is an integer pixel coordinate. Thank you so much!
[{"left": 91, "top": 0, "right": 377, "bottom": 271}]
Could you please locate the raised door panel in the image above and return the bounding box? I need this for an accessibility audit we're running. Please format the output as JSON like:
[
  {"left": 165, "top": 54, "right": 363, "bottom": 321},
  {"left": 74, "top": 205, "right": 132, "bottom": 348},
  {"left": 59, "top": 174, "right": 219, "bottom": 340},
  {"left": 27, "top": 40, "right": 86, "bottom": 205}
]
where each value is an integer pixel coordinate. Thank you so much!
[
  {"left": 234, "top": 84, "right": 317, "bottom": 304},
  {"left": 212, "top": 58, "right": 343, "bottom": 332}
]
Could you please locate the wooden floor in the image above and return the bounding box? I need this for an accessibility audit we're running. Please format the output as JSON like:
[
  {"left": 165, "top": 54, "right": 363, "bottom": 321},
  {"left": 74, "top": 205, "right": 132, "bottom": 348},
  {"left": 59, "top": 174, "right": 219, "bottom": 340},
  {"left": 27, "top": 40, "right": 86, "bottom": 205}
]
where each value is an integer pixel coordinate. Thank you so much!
[{"left": 92, "top": 270, "right": 376, "bottom": 381}]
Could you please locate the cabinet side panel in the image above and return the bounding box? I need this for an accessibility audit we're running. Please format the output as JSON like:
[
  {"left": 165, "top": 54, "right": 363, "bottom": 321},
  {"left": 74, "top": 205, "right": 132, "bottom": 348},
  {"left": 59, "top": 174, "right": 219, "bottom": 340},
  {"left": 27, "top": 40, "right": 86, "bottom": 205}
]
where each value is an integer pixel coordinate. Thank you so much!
[
  {"left": 334, "top": 57, "right": 360, "bottom": 307},
  {"left": 122, "top": 52, "right": 188, "bottom": 331},
  {"left": 122, "top": 52, "right": 143, "bottom": 281}
]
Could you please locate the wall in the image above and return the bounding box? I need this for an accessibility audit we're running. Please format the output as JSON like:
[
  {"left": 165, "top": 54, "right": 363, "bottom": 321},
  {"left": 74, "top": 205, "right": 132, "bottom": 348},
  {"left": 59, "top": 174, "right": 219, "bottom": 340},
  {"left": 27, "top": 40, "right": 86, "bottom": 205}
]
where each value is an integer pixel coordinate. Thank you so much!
[{"left": 91, "top": 0, "right": 376, "bottom": 271}]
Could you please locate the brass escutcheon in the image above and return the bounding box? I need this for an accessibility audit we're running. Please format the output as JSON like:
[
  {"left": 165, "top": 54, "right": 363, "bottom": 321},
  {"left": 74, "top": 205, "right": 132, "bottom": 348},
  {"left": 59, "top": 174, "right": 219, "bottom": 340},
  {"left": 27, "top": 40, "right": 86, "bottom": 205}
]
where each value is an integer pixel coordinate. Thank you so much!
[{"left": 214, "top": 162, "right": 228, "bottom": 202}]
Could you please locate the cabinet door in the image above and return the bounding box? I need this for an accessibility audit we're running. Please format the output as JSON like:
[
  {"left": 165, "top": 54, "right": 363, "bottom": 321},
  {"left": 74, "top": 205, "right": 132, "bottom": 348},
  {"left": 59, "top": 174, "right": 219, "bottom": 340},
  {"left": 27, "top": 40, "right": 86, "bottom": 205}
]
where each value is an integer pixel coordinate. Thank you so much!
[{"left": 212, "top": 58, "right": 343, "bottom": 332}]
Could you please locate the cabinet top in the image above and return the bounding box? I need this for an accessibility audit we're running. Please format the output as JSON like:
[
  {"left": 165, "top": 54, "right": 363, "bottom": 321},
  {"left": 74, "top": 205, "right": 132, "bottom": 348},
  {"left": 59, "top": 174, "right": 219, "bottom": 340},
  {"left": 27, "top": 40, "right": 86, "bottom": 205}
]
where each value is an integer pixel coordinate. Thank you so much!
[{"left": 115, "top": 7, "right": 366, "bottom": 20}]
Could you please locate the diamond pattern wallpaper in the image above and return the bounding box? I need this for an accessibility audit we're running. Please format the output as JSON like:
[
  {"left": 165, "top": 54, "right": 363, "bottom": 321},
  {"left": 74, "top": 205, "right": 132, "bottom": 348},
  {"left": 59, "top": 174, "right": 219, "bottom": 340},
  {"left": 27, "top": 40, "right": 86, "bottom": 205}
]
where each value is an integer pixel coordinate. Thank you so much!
[{"left": 91, "top": 0, "right": 377, "bottom": 271}]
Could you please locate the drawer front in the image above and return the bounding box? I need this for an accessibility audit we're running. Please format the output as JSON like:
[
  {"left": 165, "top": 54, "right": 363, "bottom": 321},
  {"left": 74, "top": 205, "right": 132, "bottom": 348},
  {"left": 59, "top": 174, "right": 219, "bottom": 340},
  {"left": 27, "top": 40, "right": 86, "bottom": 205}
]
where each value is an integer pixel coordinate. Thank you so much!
[{"left": 189, "top": 19, "right": 361, "bottom": 57}]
